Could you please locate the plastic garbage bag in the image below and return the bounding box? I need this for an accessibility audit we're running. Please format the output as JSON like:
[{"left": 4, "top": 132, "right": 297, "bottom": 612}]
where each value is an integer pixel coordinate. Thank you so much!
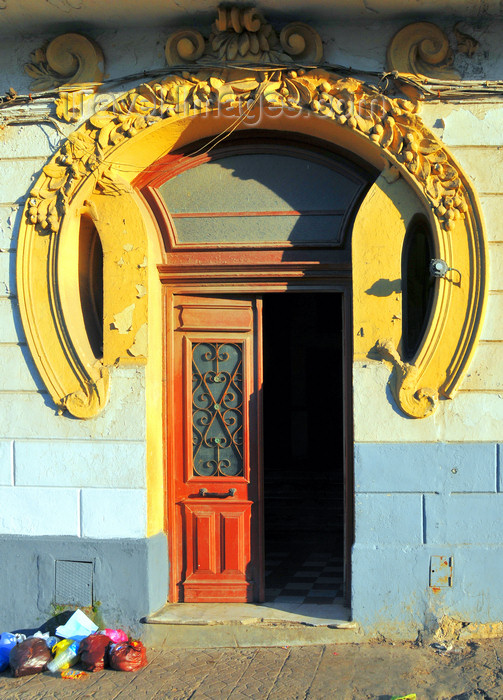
[
  {"left": 0, "top": 633, "right": 17, "bottom": 672},
  {"left": 55, "top": 609, "right": 98, "bottom": 642},
  {"left": 30, "top": 631, "right": 58, "bottom": 650},
  {"left": 45, "top": 636, "right": 60, "bottom": 651},
  {"left": 109, "top": 640, "right": 147, "bottom": 672},
  {"left": 80, "top": 633, "right": 112, "bottom": 672},
  {"left": 9, "top": 638, "right": 51, "bottom": 677},
  {"left": 46, "top": 640, "right": 79, "bottom": 673},
  {"left": 101, "top": 628, "right": 128, "bottom": 644},
  {"left": 31, "top": 631, "right": 50, "bottom": 640}
]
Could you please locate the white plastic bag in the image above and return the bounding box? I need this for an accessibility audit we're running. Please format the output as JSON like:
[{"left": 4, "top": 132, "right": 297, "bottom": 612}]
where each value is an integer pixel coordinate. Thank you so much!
[{"left": 55, "top": 609, "right": 98, "bottom": 642}]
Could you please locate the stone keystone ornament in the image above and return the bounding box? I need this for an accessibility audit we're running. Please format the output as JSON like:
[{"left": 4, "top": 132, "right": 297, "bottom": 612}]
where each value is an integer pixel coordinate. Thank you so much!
[{"left": 165, "top": 5, "right": 323, "bottom": 65}]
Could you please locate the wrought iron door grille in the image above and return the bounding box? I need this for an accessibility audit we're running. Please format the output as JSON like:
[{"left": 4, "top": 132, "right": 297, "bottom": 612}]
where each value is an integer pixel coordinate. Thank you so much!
[{"left": 192, "top": 341, "right": 243, "bottom": 477}]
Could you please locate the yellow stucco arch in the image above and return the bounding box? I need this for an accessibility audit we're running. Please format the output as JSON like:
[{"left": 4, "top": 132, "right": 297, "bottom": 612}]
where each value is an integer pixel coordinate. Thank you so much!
[{"left": 17, "top": 68, "right": 487, "bottom": 428}]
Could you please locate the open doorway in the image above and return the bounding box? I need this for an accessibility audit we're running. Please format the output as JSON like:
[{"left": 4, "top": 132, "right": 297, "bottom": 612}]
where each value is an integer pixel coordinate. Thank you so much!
[{"left": 262, "top": 293, "right": 345, "bottom": 605}]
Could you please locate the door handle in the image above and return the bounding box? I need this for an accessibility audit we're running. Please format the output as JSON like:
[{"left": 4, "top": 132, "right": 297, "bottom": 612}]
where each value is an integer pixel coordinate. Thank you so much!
[{"left": 198, "top": 488, "right": 237, "bottom": 498}]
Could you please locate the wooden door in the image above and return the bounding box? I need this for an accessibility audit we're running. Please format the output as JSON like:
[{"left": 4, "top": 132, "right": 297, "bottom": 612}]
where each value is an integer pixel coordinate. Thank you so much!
[{"left": 170, "top": 295, "right": 263, "bottom": 603}]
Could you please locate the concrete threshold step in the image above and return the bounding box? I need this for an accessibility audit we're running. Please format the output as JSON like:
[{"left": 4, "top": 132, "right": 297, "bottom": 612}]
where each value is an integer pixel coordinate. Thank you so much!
[{"left": 142, "top": 602, "right": 363, "bottom": 648}]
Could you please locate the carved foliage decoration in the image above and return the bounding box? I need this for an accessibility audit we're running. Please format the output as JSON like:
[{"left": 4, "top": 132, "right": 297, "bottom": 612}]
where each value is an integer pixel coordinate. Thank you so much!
[
  {"left": 165, "top": 6, "right": 323, "bottom": 66},
  {"left": 454, "top": 24, "right": 479, "bottom": 58},
  {"left": 25, "top": 33, "right": 105, "bottom": 91},
  {"left": 27, "top": 69, "right": 467, "bottom": 237},
  {"left": 19, "top": 67, "right": 486, "bottom": 418},
  {"left": 387, "top": 21, "right": 460, "bottom": 80}
]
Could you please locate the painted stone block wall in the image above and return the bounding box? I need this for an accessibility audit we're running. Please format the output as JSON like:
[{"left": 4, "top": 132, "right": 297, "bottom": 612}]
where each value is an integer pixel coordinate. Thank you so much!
[
  {"left": 0, "top": 122, "right": 148, "bottom": 539},
  {"left": 0, "top": 117, "right": 159, "bottom": 630},
  {"left": 352, "top": 100, "right": 503, "bottom": 636},
  {"left": 0, "top": 119, "right": 162, "bottom": 629},
  {"left": 352, "top": 443, "right": 503, "bottom": 635}
]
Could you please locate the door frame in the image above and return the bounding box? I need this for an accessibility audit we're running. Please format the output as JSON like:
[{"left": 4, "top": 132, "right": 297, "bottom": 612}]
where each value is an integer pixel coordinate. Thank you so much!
[{"left": 161, "top": 261, "right": 354, "bottom": 604}]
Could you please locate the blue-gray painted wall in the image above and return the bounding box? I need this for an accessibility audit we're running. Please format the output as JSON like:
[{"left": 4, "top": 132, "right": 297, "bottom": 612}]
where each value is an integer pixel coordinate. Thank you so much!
[
  {"left": 0, "top": 532, "right": 168, "bottom": 637},
  {"left": 352, "top": 443, "right": 503, "bottom": 637}
]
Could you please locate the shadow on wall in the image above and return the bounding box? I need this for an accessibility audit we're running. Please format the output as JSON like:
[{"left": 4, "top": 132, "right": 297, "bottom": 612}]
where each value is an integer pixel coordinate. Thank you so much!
[{"left": 365, "top": 279, "right": 402, "bottom": 297}]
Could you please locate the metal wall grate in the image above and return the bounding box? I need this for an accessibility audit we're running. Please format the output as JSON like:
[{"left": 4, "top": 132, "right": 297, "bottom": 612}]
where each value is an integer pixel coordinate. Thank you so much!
[{"left": 55, "top": 560, "right": 93, "bottom": 607}]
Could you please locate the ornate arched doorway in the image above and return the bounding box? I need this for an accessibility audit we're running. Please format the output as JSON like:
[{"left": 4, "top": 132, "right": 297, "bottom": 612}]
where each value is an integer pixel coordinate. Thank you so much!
[
  {"left": 16, "top": 67, "right": 488, "bottom": 608},
  {"left": 135, "top": 132, "right": 375, "bottom": 602}
]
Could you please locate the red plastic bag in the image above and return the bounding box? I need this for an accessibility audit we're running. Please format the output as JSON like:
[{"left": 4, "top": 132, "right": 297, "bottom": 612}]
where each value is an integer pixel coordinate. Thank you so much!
[
  {"left": 79, "top": 633, "right": 112, "bottom": 672},
  {"left": 109, "top": 640, "right": 147, "bottom": 672},
  {"left": 9, "top": 638, "right": 51, "bottom": 677}
]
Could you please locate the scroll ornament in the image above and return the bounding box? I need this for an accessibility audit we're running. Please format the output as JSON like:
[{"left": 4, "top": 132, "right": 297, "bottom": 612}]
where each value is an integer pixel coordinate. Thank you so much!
[
  {"left": 25, "top": 33, "right": 105, "bottom": 122},
  {"left": 61, "top": 370, "right": 110, "bottom": 420},
  {"left": 387, "top": 21, "right": 460, "bottom": 80},
  {"left": 26, "top": 68, "right": 468, "bottom": 238},
  {"left": 165, "top": 6, "right": 323, "bottom": 66},
  {"left": 375, "top": 339, "right": 438, "bottom": 418}
]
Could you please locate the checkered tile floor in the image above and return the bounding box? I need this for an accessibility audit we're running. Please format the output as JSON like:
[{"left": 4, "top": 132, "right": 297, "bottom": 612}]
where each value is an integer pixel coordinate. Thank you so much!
[{"left": 264, "top": 548, "right": 344, "bottom": 605}]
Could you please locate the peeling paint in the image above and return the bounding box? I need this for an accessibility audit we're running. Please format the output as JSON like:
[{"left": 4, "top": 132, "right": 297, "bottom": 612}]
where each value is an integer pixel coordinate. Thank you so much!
[
  {"left": 116, "top": 257, "right": 125, "bottom": 267},
  {"left": 123, "top": 243, "right": 133, "bottom": 251},
  {"left": 443, "top": 106, "right": 503, "bottom": 146},
  {"left": 128, "top": 322, "right": 147, "bottom": 357},
  {"left": 136, "top": 283, "right": 146, "bottom": 298},
  {"left": 111, "top": 303, "right": 135, "bottom": 334},
  {"left": 460, "top": 621, "right": 503, "bottom": 640},
  {"left": 434, "top": 615, "right": 503, "bottom": 643},
  {"left": 138, "top": 256, "right": 147, "bottom": 268}
]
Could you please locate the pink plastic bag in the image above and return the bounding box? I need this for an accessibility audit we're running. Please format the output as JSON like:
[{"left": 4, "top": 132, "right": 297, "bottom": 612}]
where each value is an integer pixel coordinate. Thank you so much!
[{"left": 101, "top": 629, "right": 128, "bottom": 644}]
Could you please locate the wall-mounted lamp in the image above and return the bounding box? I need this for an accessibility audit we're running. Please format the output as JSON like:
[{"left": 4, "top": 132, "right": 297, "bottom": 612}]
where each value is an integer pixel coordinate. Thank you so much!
[{"left": 429, "top": 258, "right": 461, "bottom": 284}]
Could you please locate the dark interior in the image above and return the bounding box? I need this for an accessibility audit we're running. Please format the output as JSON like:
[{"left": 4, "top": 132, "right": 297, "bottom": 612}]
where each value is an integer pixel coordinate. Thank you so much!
[{"left": 262, "top": 293, "right": 345, "bottom": 600}]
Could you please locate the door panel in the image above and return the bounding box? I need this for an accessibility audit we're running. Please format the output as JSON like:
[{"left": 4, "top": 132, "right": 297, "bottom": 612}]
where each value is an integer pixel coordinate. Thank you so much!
[
  {"left": 182, "top": 501, "right": 252, "bottom": 602},
  {"left": 171, "top": 295, "right": 262, "bottom": 603}
]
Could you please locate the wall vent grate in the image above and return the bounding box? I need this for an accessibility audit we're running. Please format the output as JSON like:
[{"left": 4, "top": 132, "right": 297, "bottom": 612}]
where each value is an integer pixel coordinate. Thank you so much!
[{"left": 55, "top": 560, "right": 93, "bottom": 607}]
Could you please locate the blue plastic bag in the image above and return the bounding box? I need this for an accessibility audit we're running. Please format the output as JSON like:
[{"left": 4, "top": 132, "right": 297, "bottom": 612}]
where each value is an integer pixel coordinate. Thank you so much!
[{"left": 0, "top": 633, "right": 17, "bottom": 672}]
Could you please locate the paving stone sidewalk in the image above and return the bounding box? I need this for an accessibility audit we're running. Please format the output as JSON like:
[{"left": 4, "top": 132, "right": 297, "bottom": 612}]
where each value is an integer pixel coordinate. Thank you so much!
[{"left": 1, "top": 639, "right": 503, "bottom": 699}]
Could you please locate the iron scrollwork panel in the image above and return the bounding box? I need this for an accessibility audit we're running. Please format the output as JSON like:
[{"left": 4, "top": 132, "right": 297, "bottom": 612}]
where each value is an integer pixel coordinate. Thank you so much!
[{"left": 192, "top": 341, "right": 243, "bottom": 477}]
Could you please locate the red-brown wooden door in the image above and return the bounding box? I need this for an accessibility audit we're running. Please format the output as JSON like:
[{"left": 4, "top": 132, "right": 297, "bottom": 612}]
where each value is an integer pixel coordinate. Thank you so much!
[{"left": 170, "top": 295, "right": 263, "bottom": 602}]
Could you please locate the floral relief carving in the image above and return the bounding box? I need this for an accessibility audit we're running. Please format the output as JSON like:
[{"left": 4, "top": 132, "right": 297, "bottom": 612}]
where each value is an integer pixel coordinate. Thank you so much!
[
  {"left": 454, "top": 24, "right": 479, "bottom": 58},
  {"left": 27, "top": 68, "right": 467, "bottom": 237},
  {"left": 165, "top": 5, "right": 323, "bottom": 66},
  {"left": 20, "top": 66, "right": 486, "bottom": 419}
]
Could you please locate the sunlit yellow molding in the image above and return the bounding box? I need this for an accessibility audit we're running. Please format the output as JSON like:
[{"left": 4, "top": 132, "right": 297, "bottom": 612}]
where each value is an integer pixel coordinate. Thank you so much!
[
  {"left": 25, "top": 33, "right": 105, "bottom": 122},
  {"left": 386, "top": 21, "right": 461, "bottom": 80},
  {"left": 17, "top": 67, "right": 487, "bottom": 419},
  {"left": 352, "top": 174, "right": 441, "bottom": 418}
]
